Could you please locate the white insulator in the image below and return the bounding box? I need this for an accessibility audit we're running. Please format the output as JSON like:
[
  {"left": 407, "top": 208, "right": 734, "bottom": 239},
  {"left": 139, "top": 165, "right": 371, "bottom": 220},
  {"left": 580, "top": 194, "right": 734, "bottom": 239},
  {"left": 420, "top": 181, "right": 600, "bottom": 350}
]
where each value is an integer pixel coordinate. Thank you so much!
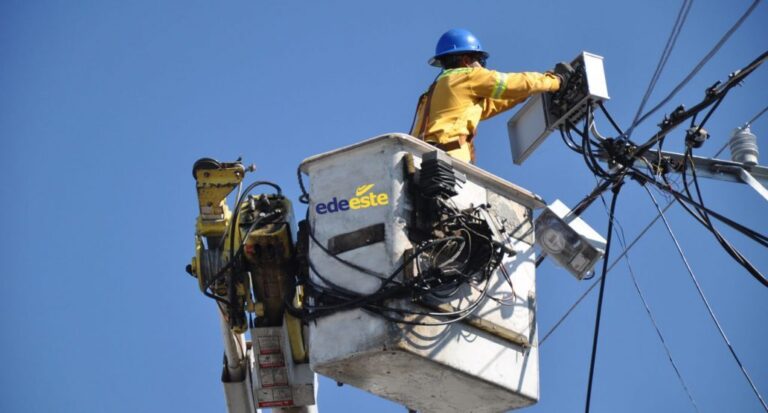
[{"left": 729, "top": 126, "right": 759, "bottom": 166}]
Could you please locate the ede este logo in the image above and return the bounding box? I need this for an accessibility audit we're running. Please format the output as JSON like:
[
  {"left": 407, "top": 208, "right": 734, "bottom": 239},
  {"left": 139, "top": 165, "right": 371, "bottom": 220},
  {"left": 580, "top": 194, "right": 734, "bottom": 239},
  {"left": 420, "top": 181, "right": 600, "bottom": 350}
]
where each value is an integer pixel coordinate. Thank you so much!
[{"left": 315, "top": 183, "right": 389, "bottom": 214}]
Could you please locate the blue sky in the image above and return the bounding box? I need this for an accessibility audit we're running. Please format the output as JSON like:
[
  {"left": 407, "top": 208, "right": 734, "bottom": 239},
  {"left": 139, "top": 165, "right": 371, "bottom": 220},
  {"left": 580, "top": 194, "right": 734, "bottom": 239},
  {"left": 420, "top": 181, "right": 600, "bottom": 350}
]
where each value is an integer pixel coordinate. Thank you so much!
[{"left": 1, "top": 1, "right": 766, "bottom": 412}]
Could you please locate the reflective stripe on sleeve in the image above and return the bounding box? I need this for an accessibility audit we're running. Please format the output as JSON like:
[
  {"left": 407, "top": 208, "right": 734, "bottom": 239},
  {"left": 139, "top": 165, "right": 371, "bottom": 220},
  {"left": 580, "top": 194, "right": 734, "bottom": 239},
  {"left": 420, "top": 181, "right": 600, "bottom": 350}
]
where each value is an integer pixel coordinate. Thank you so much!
[{"left": 491, "top": 72, "right": 508, "bottom": 99}]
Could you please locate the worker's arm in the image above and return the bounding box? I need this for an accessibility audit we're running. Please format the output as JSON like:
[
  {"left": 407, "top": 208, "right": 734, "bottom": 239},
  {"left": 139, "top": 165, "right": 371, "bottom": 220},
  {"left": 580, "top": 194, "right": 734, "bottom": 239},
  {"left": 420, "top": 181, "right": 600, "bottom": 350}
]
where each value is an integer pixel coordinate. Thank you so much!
[
  {"left": 470, "top": 69, "right": 560, "bottom": 102},
  {"left": 480, "top": 97, "right": 527, "bottom": 119}
]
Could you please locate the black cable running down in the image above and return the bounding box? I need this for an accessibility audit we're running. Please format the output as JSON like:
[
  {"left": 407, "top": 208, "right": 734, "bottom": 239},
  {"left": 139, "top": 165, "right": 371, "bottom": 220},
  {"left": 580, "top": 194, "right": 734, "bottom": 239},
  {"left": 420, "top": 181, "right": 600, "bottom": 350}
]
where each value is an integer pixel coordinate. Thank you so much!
[
  {"left": 595, "top": 190, "right": 701, "bottom": 412},
  {"left": 540, "top": 142, "right": 737, "bottom": 346},
  {"left": 685, "top": 152, "right": 768, "bottom": 286},
  {"left": 584, "top": 183, "right": 621, "bottom": 413},
  {"left": 560, "top": 127, "right": 583, "bottom": 153},
  {"left": 598, "top": 102, "right": 625, "bottom": 136}
]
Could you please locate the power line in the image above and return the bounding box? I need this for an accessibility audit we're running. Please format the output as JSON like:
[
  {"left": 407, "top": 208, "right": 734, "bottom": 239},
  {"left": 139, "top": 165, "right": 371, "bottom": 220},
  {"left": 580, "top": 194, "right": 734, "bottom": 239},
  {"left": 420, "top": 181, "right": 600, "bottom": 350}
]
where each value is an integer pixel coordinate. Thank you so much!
[
  {"left": 539, "top": 199, "right": 675, "bottom": 346},
  {"left": 597, "top": 193, "right": 700, "bottom": 412},
  {"left": 633, "top": 50, "right": 768, "bottom": 157},
  {"left": 540, "top": 186, "right": 700, "bottom": 411},
  {"left": 627, "top": 0, "right": 762, "bottom": 134},
  {"left": 624, "top": 250, "right": 701, "bottom": 413},
  {"left": 584, "top": 184, "right": 621, "bottom": 413},
  {"left": 672, "top": 151, "right": 768, "bottom": 284},
  {"left": 540, "top": 142, "right": 734, "bottom": 346},
  {"left": 645, "top": 186, "right": 768, "bottom": 412},
  {"left": 626, "top": 0, "right": 694, "bottom": 140},
  {"left": 746, "top": 104, "right": 768, "bottom": 126}
]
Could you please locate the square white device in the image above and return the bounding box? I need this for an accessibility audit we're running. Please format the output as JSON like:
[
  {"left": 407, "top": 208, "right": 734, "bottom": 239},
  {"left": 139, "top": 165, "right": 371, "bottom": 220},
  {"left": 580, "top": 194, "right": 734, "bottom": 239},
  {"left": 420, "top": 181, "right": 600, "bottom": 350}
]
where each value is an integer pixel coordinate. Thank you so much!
[{"left": 508, "top": 51, "right": 609, "bottom": 165}]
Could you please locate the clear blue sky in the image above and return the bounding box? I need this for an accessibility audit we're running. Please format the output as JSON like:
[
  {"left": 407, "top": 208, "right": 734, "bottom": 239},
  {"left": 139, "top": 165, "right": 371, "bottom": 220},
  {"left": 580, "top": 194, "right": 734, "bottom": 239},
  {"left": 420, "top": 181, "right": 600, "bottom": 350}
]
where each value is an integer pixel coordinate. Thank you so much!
[{"left": 1, "top": 1, "right": 766, "bottom": 412}]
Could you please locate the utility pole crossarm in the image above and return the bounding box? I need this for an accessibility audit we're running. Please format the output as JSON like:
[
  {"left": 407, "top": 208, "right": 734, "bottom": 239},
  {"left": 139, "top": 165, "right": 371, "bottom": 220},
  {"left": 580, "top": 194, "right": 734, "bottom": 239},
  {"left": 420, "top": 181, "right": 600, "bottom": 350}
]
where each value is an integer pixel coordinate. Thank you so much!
[
  {"left": 719, "top": 165, "right": 768, "bottom": 202},
  {"left": 599, "top": 149, "right": 768, "bottom": 188}
]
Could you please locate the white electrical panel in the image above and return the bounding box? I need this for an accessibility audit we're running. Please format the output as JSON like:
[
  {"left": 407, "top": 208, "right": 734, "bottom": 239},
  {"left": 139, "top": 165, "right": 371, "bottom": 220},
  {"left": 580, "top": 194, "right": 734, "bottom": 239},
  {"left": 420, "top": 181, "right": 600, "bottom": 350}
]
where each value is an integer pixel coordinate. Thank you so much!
[
  {"left": 535, "top": 199, "right": 606, "bottom": 280},
  {"left": 508, "top": 51, "right": 609, "bottom": 165}
]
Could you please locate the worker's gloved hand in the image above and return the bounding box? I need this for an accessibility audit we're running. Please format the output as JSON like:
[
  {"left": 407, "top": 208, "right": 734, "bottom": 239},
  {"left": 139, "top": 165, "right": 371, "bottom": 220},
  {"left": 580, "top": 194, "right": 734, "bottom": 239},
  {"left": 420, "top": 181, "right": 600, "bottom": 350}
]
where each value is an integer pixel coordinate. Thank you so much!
[{"left": 553, "top": 62, "right": 575, "bottom": 92}]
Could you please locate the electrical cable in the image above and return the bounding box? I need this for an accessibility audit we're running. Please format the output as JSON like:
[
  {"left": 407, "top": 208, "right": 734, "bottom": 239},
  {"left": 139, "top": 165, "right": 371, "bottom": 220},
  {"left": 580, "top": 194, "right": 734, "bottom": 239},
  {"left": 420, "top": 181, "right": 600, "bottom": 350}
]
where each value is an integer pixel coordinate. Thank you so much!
[
  {"left": 595, "top": 191, "right": 701, "bottom": 412},
  {"left": 628, "top": 272, "right": 702, "bottom": 412},
  {"left": 540, "top": 142, "right": 735, "bottom": 346},
  {"left": 536, "top": 178, "right": 615, "bottom": 268},
  {"left": 297, "top": 166, "right": 310, "bottom": 204},
  {"left": 292, "top": 165, "right": 508, "bottom": 326},
  {"left": 693, "top": 95, "right": 725, "bottom": 135},
  {"left": 560, "top": 127, "right": 583, "bottom": 153},
  {"left": 629, "top": 164, "right": 768, "bottom": 249},
  {"left": 746, "top": 103, "right": 768, "bottom": 126},
  {"left": 553, "top": 52, "right": 767, "bottom": 291},
  {"left": 656, "top": 169, "right": 768, "bottom": 247},
  {"left": 306, "top": 216, "right": 392, "bottom": 281},
  {"left": 629, "top": 48, "right": 767, "bottom": 163},
  {"left": 199, "top": 180, "right": 284, "bottom": 312},
  {"left": 681, "top": 151, "right": 768, "bottom": 285},
  {"left": 590, "top": 119, "right": 609, "bottom": 142},
  {"left": 627, "top": 0, "right": 762, "bottom": 133},
  {"left": 202, "top": 212, "right": 283, "bottom": 306},
  {"left": 625, "top": 0, "right": 694, "bottom": 140},
  {"left": 296, "top": 166, "right": 404, "bottom": 283},
  {"left": 203, "top": 181, "right": 283, "bottom": 308},
  {"left": 579, "top": 112, "right": 612, "bottom": 180},
  {"left": 645, "top": 186, "right": 768, "bottom": 412},
  {"left": 301, "top": 229, "right": 499, "bottom": 325},
  {"left": 229, "top": 181, "right": 283, "bottom": 262},
  {"left": 598, "top": 102, "right": 625, "bottom": 136},
  {"left": 584, "top": 183, "right": 622, "bottom": 413}
]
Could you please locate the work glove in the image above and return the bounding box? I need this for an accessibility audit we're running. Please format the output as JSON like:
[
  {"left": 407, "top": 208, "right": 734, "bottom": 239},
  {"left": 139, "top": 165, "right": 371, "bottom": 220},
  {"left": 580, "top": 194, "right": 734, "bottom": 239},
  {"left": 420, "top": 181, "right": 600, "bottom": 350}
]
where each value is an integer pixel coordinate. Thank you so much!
[{"left": 553, "top": 62, "right": 575, "bottom": 92}]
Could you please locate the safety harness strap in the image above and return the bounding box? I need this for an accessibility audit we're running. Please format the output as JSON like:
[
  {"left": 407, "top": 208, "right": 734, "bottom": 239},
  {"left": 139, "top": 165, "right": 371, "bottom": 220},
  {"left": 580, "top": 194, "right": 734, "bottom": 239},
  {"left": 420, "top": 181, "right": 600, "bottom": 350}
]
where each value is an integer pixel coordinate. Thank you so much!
[{"left": 416, "top": 81, "right": 437, "bottom": 140}]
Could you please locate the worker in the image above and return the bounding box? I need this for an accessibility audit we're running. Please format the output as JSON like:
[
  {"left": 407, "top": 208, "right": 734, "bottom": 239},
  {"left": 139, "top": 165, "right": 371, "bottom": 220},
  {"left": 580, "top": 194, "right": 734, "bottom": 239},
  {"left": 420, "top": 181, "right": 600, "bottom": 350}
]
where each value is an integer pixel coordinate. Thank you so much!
[{"left": 411, "top": 28, "right": 573, "bottom": 163}]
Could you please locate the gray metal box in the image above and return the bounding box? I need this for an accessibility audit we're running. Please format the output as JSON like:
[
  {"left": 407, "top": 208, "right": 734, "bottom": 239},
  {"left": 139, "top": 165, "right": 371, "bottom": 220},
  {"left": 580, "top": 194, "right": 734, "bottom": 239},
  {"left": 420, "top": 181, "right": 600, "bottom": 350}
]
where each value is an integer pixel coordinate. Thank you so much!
[{"left": 508, "top": 51, "right": 609, "bottom": 165}]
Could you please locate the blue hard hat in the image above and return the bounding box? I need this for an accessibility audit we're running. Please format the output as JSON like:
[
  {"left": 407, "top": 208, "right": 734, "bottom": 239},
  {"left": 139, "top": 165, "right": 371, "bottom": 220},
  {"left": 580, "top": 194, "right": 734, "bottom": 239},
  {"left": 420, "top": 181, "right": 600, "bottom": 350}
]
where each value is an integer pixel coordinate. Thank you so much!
[{"left": 429, "top": 28, "right": 489, "bottom": 67}]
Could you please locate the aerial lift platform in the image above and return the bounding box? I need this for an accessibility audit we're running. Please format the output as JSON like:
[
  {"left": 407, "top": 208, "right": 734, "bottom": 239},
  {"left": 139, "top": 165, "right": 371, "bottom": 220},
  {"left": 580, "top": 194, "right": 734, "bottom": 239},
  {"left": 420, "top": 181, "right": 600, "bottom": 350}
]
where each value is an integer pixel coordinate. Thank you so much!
[{"left": 185, "top": 51, "right": 614, "bottom": 413}]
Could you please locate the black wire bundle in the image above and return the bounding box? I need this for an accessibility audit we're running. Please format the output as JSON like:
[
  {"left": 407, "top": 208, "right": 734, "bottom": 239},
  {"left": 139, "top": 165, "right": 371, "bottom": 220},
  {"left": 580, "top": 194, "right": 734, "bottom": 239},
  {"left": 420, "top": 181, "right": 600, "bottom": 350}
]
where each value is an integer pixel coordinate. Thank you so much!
[
  {"left": 544, "top": 7, "right": 768, "bottom": 410},
  {"left": 650, "top": 149, "right": 768, "bottom": 286},
  {"left": 200, "top": 182, "right": 285, "bottom": 319},
  {"left": 622, "top": 83, "right": 768, "bottom": 286},
  {"left": 556, "top": 48, "right": 768, "bottom": 288},
  {"left": 558, "top": 101, "right": 631, "bottom": 187},
  {"left": 292, "top": 169, "right": 511, "bottom": 326}
]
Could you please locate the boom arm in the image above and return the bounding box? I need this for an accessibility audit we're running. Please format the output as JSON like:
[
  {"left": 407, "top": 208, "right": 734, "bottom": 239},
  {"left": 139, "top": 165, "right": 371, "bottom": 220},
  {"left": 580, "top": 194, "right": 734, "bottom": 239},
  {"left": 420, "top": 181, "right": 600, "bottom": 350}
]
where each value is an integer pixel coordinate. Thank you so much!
[{"left": 186, "top": 158, "right": 317, "bottom": 413}]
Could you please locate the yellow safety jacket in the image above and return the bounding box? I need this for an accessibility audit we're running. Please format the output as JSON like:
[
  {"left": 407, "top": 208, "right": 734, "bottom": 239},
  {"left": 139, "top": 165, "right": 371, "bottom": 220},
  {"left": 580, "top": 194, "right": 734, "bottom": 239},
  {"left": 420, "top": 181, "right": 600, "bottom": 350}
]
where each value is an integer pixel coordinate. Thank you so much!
[{"left": 411, "top": 67, "right": 561, "bottom": 163}]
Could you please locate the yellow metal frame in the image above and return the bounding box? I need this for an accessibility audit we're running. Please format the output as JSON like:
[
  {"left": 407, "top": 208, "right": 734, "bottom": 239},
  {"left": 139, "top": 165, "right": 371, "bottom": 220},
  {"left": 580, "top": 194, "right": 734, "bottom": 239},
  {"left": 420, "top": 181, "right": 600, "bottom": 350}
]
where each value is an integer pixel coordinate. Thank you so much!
[
  {"left": 194, "top": 164, "right": 245, "bottom": 237},
  {"left": 286, "top": 286, "right": 307, "bottom": 362}
]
